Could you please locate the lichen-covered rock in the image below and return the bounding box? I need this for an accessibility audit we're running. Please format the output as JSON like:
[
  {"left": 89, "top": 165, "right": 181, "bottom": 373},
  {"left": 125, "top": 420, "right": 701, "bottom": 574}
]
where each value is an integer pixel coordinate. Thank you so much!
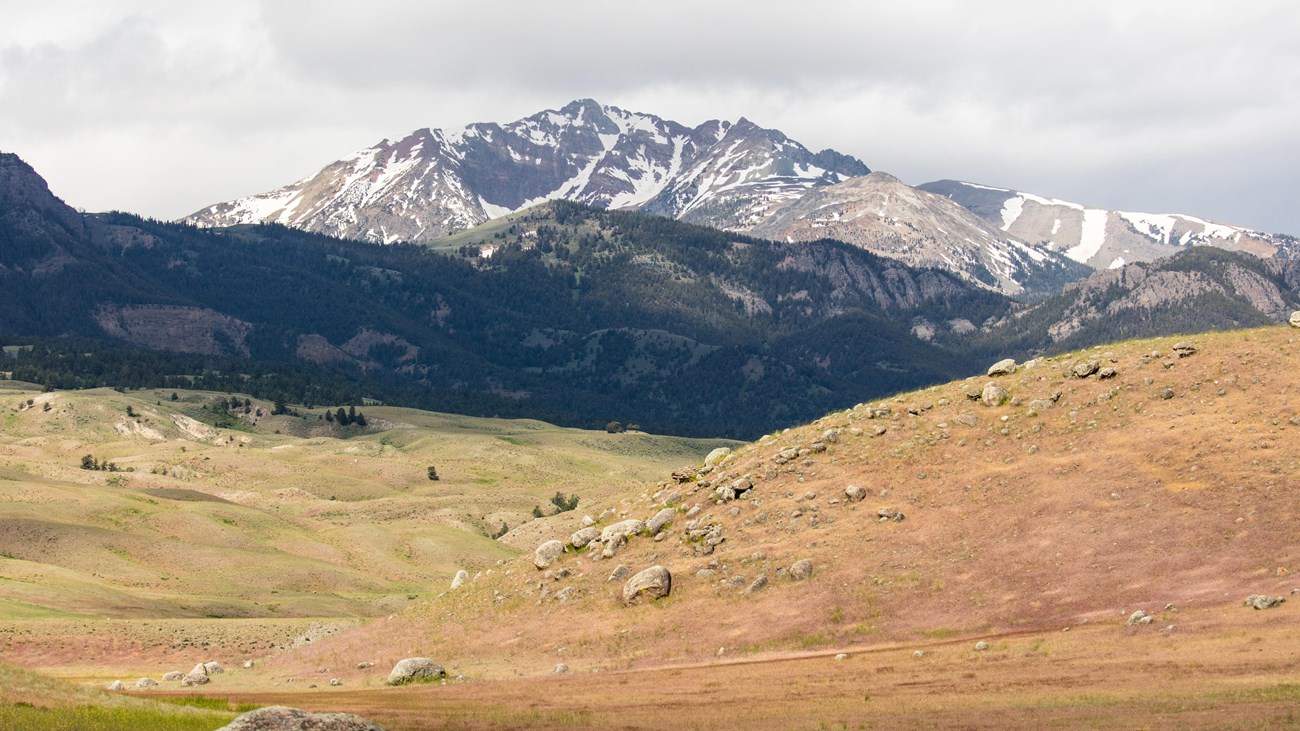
[
  {"left": 450, "top": 569, "right": 469, "bottom": 590},
  {"left": 386, "top": 657, "right": 445, "bottom": 686},
  {"left": 623, "top": 565, "right": 672, "bottom": 604},
  {"left": 1244, "top": 594, "right": 1286, "bottom": 610},
  {"left": 216, "top": 705, "right": 387, "bottom": 731},
  {"left": 534, "top": 539, "right": 564, "bottom": 569}
]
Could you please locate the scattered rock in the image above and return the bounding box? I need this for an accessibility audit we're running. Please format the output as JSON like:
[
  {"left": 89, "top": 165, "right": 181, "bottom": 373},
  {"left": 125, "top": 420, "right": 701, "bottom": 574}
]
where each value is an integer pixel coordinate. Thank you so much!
[
  {"left": 569, "top": 527, "right": 601, "bottom": 549},
  {"left": 450, "top": 569, "right": 469, "bottom": 590},
  {"left": 744, "top": 575, "right": 769, "bottom": 594},
  {"left": 844, "top": 484, "right": 867, "bottom": 502},
  {"left": 387, "top": 658, "right": 445, "bottom": 686},
  {"left": 204, "top": 661, "right": 224, "bottom": 675},
  {"left": 1072, "top": 360, "right": 1100, "bottom": 378},
  {"left": 1172, "top": 342, "right": 1197, "bottom": 358},
  {"left": 243, "top": 660, "right": 255, "bottom": 669},
  {"left": 981, "top": 383, "right": 1008, "bottom": 407},
  {"left": 534, "top": 540, "right": 564, "bottom": 570},
  {"left": 821, "top": 428, "right": 841, "bottom": 444},
  {"left": 181, "top": 672, "right": 210, "bottom": 687},
  {"left": 356, "top": 662, "right": 373, "bottom": 670},
  {"left": 1290, "top": 311, "right": 1300, "bottom": 328},
  {"left": 974, "top": 641, "right": 989, "bottom": 651},
  {"left": 987, "top": 358, "right": 1017, "bottom": 377},
  {"left": 1126, "top": 610, "right": 1153, "bottom": 626},
  {"left": 162, "top": 671, "right": 184, "bottom": 681},
  {"left": 623, "top": 565, "right": 672, "bottom": 605},
  {"left": 554, "top": 663, "right": 569, "bottom": 674},
  {"left": 789, "top": 559, "right": 814, "bottom": 580},
  {"left": 704, "top": 447, "right": 732, "bottom": 467},
  {"left": 913, "top": 651, "right": 926, "bottom": 658},
  {"left": 216, "top": 706, "right": 386, "bottom": 731},
  {"left": 135, "top": 677, "right": 159, "bottom": 689},
  {"left": 834, "top": 653, "right": 848, "bottom": 661},
  {"left": 600, "top": 533, "right": 626, "bottom": 559},
  {"left": 1098, "top": 367, "right": 1118, "bottom": 380},
  {"left": 608, "top": 564, "right": 631, "bottom": 583},
  {"left": 953, "top": 413, "right": 979, "bottom": 427},
  {"left": 1160, "top": 388, "right": 1175, "bottom": 400},
  {"left": 877, "top": 507, "right": 905, "bottom": 522},
  {"left": 106, "top": 680, "right": 125, "bottom": 691},
  {"left": 330, "top": 678, "right": 342, "bottom": 686},
  {"left": 1244, "top": 595, "right": 1286, "bottom": 610},
  {"left": 646, "top": 508, "right": 676, "bottom": 536}
]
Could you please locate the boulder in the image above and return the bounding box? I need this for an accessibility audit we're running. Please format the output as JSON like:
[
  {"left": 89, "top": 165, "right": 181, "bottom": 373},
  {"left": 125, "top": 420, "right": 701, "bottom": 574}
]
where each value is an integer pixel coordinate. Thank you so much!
[
  {"left": 162, "top": 671, "right": 184, "bottom": 681},
  {"left": 135, "top": 677, "right": 159, "bottom": 688},
  {"left": 704, "top": 447, "right": 732, "bottom": 467},
  {"left": 1126, "top": 610, "right": 1152, "bottom": 626},
  {"left": 330, "top": 678, "right": 343, "bottom": 686},
  {"left": 1072, "top": 360, "right": 1100, "bottom": 378},
  {"left": 981, "top": 383, "right": 1008, "bottom": 407},
  {"left": 600, "top": 519, "right": 645, "bottom": 543},
  {"left": 554, "top": 663, "right": 569, "bottom": 674},
  {"left": 1244, "top": 594, "right": 1286, "bottom": 610},
  {"left": 1290, "top": 311, "right": 1300, "bottom": 328},
  {"left": 974, "top": 641, "right": 989, "bottom": 651},
  {"left": 204, "top": 661, "right": 225, "bottom": 675},
  {"left": 534, "top": 540, "right": 564, "bottom": 569},
  {"left": 646, "top": 508, "right": 676, "bottom": 536},
  {"left": 623, "top": 565, "right": 672, "bottom": 604},
  {"left": 843, "top": 484, "right": 867, "bottom": 502},
  {"left": 569, "top": 527, "right": 601, "bottom": 549},
  {"left": 450, "top": 569, "right": 469, "bottom": 590},
  {"left": 987, "top": 358, "right": 1017, "bottom": 377},
  {"left": 600, "top": 533, "right": 626, "bottom": 559},
  {"left": 744, "top": 575, "right": 769, "bottom": 594},
  {"left": 789, "top": 559, "right": 814, "bottom": 580},
  {"left": 106, "top": 680, "right": 125, "bottom": 691},
  {"left": 216, "top": 706, "right": 386, "bottom": 731},
  {"left": 1172, "top": 342, "right": 1197, "bottom": 357},
  {"left": 386, "top": 657, "right": 445, "bottom": 686},
  {"left": 607, "top": 564, "right": 631, "bottom": 583},
  {"left": 181, "top": 671, "right": 210, "bottom": 687}
]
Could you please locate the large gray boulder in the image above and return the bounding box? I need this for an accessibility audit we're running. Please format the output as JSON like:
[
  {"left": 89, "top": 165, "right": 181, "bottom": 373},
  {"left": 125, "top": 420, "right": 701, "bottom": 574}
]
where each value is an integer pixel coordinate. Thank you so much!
[
  {"left": 216, "top": 705, "right": 387, "bottom": 731},
  {"left": 646, "top": 508, "right": 676, "bottom": 536},
  {"left": 181, "top": 662, "right": 209, "bottom": 686},
  {"left": 600, "top": 519, "right": 645, "bottom": 543},
  {"left": 569, "top": 526, "right": 601, "bottom": 549},
  {"left": 623, "top": 565, "right": 672, "bottom": 604},
  {"left": 987, "top": 358, "right": 1017, "bottom": 377},
  {"left": 981, "top": 383, "right": 1008, "bottom": 407},
  {"left": 386, "top": 657, "right": 445, "bottom": 686},
  {"left": 704, "top": 447, "right": 732, "bottom": 467},
  {"left": 1290, "top": 311, "right": 1300, "bottom": 328},
  {"left": 204, "top": 661, "right": 225, "bottom": 674},
  {"left": 534, "top": 539, "right": 564, "bottom": 569}
]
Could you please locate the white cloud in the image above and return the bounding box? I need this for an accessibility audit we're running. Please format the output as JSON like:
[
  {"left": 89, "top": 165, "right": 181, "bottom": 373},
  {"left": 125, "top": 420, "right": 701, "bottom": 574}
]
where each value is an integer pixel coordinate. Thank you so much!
[{"left": 1, "top": 0, "right": 1297, "bottom": 234}]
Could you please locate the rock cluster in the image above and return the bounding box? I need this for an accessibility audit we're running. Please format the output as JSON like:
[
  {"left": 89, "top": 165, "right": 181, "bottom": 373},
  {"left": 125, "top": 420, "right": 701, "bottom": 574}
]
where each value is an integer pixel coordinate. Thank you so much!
[{"left": 1244, "top": 594, "right": 1286, "bottom": 610}]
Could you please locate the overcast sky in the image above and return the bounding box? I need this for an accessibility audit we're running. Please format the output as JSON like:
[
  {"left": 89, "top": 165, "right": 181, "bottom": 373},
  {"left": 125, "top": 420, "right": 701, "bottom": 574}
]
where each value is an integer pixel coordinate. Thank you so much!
[{"left": 2, "top": 1, "right": 1298, "bottom": 235}]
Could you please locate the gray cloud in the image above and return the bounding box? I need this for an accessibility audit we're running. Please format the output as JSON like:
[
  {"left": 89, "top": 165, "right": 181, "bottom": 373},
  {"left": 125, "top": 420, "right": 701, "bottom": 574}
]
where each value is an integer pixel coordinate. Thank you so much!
[{"left": 1, "top": 1, "right": 1297, "bottom": 234}]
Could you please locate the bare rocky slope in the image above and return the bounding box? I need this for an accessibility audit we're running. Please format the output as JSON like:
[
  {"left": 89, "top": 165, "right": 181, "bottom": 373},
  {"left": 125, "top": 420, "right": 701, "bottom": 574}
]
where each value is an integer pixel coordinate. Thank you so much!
[{"left": 920, "top": 179, "right": 1297, "bottom": 270}]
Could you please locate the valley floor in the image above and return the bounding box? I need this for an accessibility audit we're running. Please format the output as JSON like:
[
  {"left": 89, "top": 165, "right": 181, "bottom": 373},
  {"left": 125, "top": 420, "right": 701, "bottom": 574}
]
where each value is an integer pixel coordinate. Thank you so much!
[{"left": 76, "top": 603, "right": 1296, "bottom": 730}]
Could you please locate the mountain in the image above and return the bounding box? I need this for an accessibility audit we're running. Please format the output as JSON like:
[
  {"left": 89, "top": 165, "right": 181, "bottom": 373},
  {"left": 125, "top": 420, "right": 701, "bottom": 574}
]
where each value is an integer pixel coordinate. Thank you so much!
[
  {"left": 919, "top": 179, "right": 1297, "bottom": 269},
  {"left": 4, "top": 152, "right": 1011, "bottom": 438},
  {"left": 748, "top": 172, "right": 1092, "bottom": 298},
  {"left": 186, "top": 99, "right": 870, "bottom": 243}
]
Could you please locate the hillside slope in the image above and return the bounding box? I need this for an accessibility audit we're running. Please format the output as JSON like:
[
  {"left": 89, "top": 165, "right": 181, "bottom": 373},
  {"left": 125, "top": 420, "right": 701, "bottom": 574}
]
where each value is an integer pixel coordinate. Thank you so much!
[{"left": 277, "top": 326, "right": 1300, "bottom": 681}]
